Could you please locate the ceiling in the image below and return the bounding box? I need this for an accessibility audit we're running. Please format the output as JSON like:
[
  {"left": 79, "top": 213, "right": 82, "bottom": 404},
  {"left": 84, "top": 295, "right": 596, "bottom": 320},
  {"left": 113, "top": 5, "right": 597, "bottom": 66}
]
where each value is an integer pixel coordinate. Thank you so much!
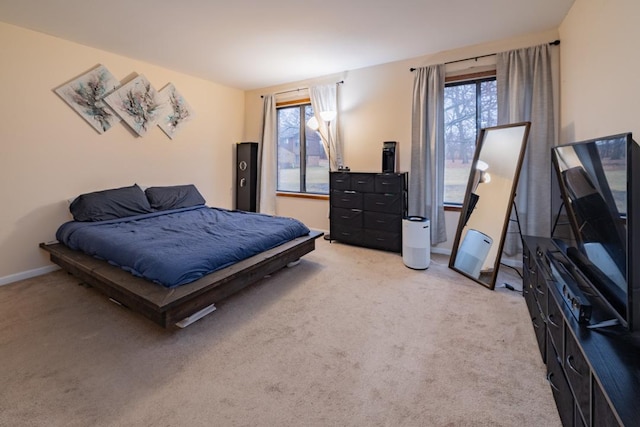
[{"left": 0, "top": 0, "right": 574, "bottom": 90}]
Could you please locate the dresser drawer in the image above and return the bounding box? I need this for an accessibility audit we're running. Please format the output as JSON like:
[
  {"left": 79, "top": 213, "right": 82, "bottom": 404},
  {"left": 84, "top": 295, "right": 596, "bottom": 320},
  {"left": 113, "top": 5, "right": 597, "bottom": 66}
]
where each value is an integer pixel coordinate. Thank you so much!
[
  {"left": 350, "top": 173, "right": 375, "bottom": 192},
  {"left": 363, "top": 229, "right": 401, "bottom": 252},
  {"left": 364, "top": 193, "right": 403, "bottom": 214},
  {"left": 375, "top": 173, "right": 404, "bottom": 193},
  {"left": 363, "top": 211, "right": 401, "bottom": 233},
  {"left": 331, "top": 208, "right": 363, "bottom": 228},
  {"left": 331, "top": 225, "right": 364, "bottom": 245},
  {"left": 330, "top": 172, "right": 351, "bottom": 190},
  {"left": 331, "top": 190, "right": 363, "bottom": 209}
]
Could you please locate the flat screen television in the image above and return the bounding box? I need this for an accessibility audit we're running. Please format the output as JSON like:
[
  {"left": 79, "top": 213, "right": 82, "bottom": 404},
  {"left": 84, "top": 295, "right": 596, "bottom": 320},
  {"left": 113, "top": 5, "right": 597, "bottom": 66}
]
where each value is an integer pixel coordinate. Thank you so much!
[{"left": 551, "top": 132, "right": 640, "bottom": 331}]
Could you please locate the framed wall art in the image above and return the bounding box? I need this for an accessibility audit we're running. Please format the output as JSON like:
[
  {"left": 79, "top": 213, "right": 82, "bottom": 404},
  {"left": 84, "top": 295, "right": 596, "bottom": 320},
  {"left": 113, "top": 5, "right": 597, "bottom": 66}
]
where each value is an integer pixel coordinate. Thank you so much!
[
  {"left": 104, "top": 75, "right": 163, "bottom": 137},
  {"left": 55, "top": 64, "right": 121, "bottom": 134},
  {"left": 157, "top": 83, "right": 194, "bottom": 139}
]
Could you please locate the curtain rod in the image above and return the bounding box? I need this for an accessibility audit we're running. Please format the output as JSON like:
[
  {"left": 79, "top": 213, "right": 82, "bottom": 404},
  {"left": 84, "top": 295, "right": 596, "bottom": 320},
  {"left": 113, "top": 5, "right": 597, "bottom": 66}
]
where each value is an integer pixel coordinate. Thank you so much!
[
  {"left": 409, "top": 40, "right": 560, "bottom": 72},
  {"left": 261, "top": 80, "right": 344, "bottom": 98}
]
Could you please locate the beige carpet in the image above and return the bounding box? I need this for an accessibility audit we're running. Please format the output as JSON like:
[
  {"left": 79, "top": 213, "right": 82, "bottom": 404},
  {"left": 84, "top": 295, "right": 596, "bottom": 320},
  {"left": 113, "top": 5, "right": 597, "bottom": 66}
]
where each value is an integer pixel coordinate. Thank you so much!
[{"left": 0, "top": 239, "right": 560, "bottom": 426}]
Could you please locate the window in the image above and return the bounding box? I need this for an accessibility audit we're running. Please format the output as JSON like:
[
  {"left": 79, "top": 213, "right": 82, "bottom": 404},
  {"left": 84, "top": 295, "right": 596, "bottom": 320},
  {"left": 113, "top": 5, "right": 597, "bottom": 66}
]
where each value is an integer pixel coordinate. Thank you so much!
[
  {"left": 444, "top": 75, "right": 497, "bottom": 205},
  {"left": 277, "top": 104, "right": 329, "bottom": 195}
]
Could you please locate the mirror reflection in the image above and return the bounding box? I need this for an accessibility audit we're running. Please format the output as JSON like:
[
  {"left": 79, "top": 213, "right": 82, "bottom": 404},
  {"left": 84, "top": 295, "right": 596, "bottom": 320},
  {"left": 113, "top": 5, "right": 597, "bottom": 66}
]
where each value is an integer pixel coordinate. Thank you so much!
[{"left": 449, "top": 122, "right": 531, "bottom": 289}]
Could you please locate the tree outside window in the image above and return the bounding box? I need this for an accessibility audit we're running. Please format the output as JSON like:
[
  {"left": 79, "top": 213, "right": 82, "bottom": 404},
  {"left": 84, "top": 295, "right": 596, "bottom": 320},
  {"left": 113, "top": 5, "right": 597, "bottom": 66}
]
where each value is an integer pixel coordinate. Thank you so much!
[
  {"left": 277, "top": 104, "right": 329, "bottom": 194},
  {"left": 444, "top": 77, "right": 497, "bottom": 205}
]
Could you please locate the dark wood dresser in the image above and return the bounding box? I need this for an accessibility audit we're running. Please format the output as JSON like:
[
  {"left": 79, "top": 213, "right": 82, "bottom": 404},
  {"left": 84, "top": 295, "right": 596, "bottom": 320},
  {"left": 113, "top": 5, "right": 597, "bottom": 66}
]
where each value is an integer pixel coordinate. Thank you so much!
[
  {"left": 329, "top": 171, "right": 407, "bottom": 252},
  {"left": 523, "top": 236, "right": 640, "bottom": 426}
]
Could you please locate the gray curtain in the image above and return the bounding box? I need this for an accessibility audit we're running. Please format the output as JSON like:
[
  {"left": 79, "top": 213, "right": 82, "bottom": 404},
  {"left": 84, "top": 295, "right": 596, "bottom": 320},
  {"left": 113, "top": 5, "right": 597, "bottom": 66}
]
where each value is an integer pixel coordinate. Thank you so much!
[
  {"left": 409, "top": 64, "right": 447, "bottom": 244},
  {"left": 258, "top": 94, "right": 277, "bottom": 215},
  {"left": 497, "top": 43, "right": 556, "bottom": 253}
]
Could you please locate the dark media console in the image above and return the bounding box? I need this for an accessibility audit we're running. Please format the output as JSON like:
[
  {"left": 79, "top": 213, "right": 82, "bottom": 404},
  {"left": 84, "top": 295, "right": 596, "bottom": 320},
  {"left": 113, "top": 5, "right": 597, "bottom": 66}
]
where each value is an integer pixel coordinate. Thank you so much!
[{"left": 523, "top": 236, "right": 640, "bottom": 426}]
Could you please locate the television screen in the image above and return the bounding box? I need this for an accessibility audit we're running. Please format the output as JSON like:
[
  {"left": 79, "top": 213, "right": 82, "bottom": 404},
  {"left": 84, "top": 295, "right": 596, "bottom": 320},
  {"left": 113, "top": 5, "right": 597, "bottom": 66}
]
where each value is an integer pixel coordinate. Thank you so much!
[{"left": 551, "top": 132, "right": 637, "bottom": 329}]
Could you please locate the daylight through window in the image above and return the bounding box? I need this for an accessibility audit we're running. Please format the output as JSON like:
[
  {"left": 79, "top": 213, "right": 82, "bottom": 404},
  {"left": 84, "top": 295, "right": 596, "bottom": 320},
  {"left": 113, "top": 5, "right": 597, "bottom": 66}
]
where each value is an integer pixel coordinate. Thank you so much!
[
  {"left": 444, "top": 76, "right": 497, "bottom": 205},
  {"left": 277, "top": 104, "right": 329, "bottom": 194}
]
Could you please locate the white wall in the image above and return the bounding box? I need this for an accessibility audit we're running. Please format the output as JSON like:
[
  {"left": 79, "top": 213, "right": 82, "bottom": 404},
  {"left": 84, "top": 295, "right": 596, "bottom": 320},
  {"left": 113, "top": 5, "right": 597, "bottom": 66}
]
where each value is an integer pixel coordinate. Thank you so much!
[
  {"left": 244, "top": 30, "right": 560, "bottom": 251},
  {"left": 559, "top": 0, "right": 640, "bottom": 142},
  {"left": 5, "top": 11, "right": 600, "bottom": 283},
  {"left": 0, "top": 22, "right": 245, "bottom": 283}
]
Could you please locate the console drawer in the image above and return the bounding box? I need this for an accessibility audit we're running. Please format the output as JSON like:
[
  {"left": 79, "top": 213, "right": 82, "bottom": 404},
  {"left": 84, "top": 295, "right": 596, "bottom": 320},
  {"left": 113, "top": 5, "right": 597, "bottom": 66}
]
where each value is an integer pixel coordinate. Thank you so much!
[
  {"left": 534, "top": 264, "right": 548, "bottom": 317},
  {"left": 546, "top": 341, "right": 574, "bottom": 427},
  {"left": 593, "top": 380, "right": 621, "bottom": 427},
  {"left": 546, "top": 290, "right": 563, "bottom": 354},
  {"left": 565, "top": 332, "right": 591, "bottom": 424}
]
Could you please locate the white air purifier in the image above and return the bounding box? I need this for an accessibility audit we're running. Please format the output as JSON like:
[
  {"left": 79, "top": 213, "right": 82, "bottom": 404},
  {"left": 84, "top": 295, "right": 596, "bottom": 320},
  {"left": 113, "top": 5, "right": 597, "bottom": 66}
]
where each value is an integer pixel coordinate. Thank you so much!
[
  {"left": 402, "top": 216, "right": 430, "bottom": 269},
  {"left": 454, "top": 229, "right": 493, "bottom": 279}
]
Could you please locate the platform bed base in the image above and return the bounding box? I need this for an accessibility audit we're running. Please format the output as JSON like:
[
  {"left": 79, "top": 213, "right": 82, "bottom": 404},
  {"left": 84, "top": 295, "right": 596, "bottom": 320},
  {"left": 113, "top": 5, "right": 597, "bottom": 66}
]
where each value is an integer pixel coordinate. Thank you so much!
[{"left": 40, "top": 231, "right": 322, "bottom": 328}]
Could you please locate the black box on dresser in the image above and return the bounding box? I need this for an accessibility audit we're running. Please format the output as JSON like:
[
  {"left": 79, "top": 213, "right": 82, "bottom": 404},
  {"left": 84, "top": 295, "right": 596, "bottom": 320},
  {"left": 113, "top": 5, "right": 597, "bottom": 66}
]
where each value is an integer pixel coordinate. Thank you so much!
[
  {"left": 329, "top": 171, "right": 407, "bottom": 252},
  {"left": 523, "top": 236, "right": 640, "bottom": 427}
]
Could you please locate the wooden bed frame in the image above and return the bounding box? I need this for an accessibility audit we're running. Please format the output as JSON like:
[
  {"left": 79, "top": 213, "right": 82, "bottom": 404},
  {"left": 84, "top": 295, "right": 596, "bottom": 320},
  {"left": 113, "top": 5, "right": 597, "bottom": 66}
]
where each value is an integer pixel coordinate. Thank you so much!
[{"left": 39, "top": 230, "right": 323, "bottom": 328}]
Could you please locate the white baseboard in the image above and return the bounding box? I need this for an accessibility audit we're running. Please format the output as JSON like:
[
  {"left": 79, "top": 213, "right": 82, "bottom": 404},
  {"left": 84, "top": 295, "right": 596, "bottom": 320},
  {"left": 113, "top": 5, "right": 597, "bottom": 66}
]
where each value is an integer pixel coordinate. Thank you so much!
[
  {"left": 0, "top": 265, "right": 60, "bottom": 286},
  {"left": 431, "top": 247, "right": 452, "bottom": 256}
]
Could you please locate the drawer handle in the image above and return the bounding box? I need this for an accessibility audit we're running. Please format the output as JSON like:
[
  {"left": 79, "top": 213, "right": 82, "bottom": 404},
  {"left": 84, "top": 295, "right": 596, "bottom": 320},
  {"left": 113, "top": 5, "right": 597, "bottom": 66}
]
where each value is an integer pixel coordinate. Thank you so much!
[
  {"left": 547, "top": 314, "right": 560, "bottom": 328},
  {"left": 532, "top": 317, "right": 540, "bottom": 329},
  {"left": 546, "top": 372, "right": 561, "bottom": 392},
  {"left": 566, "top": 355, "right": 584, "bottom": 377},
  {"left": 340, "top": 215, "right": 351, "bottom": 219},
  {"left": 375, "top": 202, "right": 386, "bottom": 205},
  {"left": 536, "top": 286, "right": 545, "bottom": 295}
]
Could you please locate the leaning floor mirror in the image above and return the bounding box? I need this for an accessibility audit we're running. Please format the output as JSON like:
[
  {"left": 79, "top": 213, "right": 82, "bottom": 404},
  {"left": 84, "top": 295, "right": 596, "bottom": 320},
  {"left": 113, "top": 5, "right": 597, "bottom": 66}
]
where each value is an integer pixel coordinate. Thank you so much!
[{"left": 449, "top": 122, "right": 531, "bottom": 289}]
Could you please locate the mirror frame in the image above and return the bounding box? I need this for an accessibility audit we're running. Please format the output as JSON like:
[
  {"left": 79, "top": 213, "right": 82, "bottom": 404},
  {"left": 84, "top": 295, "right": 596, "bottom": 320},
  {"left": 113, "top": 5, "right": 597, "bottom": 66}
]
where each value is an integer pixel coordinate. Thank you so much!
[{"left": 448, "top": 122, "right": 531, "bottom": 289}]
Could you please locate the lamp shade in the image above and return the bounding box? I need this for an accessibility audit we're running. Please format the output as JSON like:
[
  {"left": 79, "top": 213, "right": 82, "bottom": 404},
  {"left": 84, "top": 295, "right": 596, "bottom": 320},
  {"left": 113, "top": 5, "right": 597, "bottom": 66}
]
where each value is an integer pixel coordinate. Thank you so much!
[{"left": 306, "top": 116, "right": 319, "bottom": 131}]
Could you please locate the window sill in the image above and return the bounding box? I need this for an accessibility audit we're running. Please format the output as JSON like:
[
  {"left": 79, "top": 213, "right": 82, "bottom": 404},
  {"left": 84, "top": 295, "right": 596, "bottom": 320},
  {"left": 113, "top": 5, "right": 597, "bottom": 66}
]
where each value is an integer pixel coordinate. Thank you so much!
[
  {"left": 444, "top": 204, "right": 462, "bottom": 212},
  {"left": 277, "top": 192, "right": 329, "bottom": 201}
]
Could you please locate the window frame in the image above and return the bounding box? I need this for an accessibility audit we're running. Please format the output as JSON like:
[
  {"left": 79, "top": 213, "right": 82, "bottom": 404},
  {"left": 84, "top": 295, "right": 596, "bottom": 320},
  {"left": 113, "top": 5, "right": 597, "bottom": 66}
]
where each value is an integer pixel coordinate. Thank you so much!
[{"left": 275, "top": 99, "right": 329, "bottom": 199}]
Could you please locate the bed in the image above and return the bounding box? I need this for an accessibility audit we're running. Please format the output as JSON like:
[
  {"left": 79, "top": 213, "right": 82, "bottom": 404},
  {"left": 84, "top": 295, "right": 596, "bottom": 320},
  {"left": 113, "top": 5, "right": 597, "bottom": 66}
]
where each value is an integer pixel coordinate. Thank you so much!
[{"left": 39, "top": 184, "right": 322, "bottom": 328}]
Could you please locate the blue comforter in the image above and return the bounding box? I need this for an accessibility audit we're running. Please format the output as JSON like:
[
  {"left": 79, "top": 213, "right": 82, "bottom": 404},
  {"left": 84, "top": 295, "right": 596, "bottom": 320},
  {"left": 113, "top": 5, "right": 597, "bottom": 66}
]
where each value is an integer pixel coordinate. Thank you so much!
[{"left": 56, "top": 206, "right": 311, "bottom": 288}]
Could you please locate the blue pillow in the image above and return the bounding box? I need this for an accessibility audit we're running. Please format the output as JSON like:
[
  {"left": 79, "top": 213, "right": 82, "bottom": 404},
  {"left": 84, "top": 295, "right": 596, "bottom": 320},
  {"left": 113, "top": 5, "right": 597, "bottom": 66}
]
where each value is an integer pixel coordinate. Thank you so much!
[
  {"left": 144, "top": 184, "right": 206, "bottom": 211},
  {"left": 70, "top": 184, "right": 153, "bottom": 222}
]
